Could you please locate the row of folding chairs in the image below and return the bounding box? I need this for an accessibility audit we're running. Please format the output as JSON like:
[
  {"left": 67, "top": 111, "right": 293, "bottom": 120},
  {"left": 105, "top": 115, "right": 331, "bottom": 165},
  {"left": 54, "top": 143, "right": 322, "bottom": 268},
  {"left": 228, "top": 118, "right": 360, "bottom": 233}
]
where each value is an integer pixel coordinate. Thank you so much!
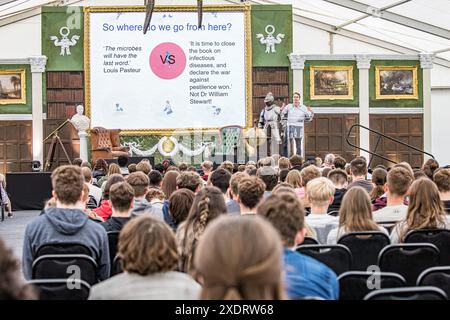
[{"left": 338, "top": 267, "right": 450, "bottom": 300}]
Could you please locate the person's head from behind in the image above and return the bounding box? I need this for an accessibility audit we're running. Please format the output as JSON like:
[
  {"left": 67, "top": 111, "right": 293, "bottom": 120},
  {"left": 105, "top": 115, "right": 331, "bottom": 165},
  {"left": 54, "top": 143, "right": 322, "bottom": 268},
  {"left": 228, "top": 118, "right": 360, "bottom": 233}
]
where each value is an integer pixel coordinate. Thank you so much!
[
  {"left": 146, "top": 188, "right": 165, "bottom": 203},
  {"left": 128, "top": 163, "right": 137, "bottom": 174},
  {"left": 186, "top": 186, "right": 227, "bottom": 231},
  {"left": 256, "top": 166, "right": 278, "bottom": 192},
  {"left": 201, "top": 160, "right": 213, "bottom": 174},
  {"left": 327, "top": 169, "right": 348, "bottom": 189},
  {"left": 161, "top": 170, "right": 180, "bottom": 199},
  {"left": 402, "top": 178, "right": 446, "bottom": 241},
  {"left": 0, "top": 238, "right": 36, "bottom": 299},
  {"left": 176, "top": 171, "right": 203, "bottom": 193},
  {"left": 278, "top": 157, "right": 290, "bottom": 170},
  {"left": 102, "top": 173, "right": 125, "bottom": 200},
  {"left": 107, "top": 163, "right": 121, "bottom": 176},
  {"left": 324, "top": 154, "right": 335, "bottom": 168},
  {"left": 422, "top": 158, "right": 440, "bottom": 180},
  {"left": 94, "top": 158, "right": 108, "bottom": 172},
  {"left": 154, "top": 163, "right": 165, "bottom": 174},
  {"left": 148, "top": 170, "right": 163, "bottom": 188},
  {"left": 209, "top": 168, "right": 231, "bottom": 195},
  {"left": 300, "top": 165, "right": 321, "bottom": 189},
  {"left": 109, "top": 181, "right": 134, "bottom": 215},
  {"left": 339, "top": 187, "right": 378, "bottom": 232},
  {"left": 220, "top": 161, "right": 234, "bottom": 174},
  {"left": 117, "top": 156, "right": 129, "bottom": 168},
  {"left": 51, "top": 165, "right": 85, "bottom": 206},
  {"left": 178, "top": 162, "right": 188, "bottom": 172},
  {"left": 237, "top": 176, "right": 266, "bottom": 211},
  {"left": 286, "top": 170, "right": 302, "bottom": 189},
  {"left": 118, "top": 216, "right": 178, "bottom": 275},
  {"left": 370, "top": 167, "right": 388, "bottom": 200},
  {"left": 271, "top": 154, "right": 280, "bottom": 166},
  {"left": 393, "top": 162, "right": 414, "bottom": 181},
  {"left": 306, "top": 177, "right": 335, "bottom": 212},
  {"left": 386, "top": 166, "right": 413, "bottom": 198},
  {"left": 433, "top": 168, "right": 450, "bottom": 196},
  {"left": 72, "top": 158, "right": 83, "bottom": 167},
  {"left": 81, "top": 166, "right": 93, "bottom": 184},
  {"left": 136, "top": 161, "right": 152, "bottom": 175},
  {"left": 126, "top": 171, "right": 149, "bottom": 199},
  {"left": 349, "top": 157, "right": 368, "bottom": 178},
  {"left": 194, "top": 215, "right": 285, "bottom": 300},
  {"left": 169, "top": 188, "right": 195, "bottom": 227},
  {"left": 257, "top": 192, "right": 306, "bottom": 247},
  {"left": 333, "top": 156, "right": 346, "bottom": 170},
  {"left": 228, "top": 172, "right": 249, "bottom": 200},
  {"left": 289, "top": 155, "right": 303, "bottom": 168}
]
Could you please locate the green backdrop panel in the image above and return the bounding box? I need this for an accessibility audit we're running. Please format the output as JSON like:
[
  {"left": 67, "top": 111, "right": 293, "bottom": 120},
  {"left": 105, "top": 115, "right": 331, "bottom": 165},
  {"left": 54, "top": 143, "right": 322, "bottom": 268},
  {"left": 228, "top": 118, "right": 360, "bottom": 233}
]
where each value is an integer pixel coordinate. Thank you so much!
[
  {"left": 0, "top": 64, "right": 32, "bottom": 114},
  {"left": 303, "top": 60, "right": 359, "bottom": 107},
  {"left": 369, "top": 60, "right": 422, "bottom": 108},
  {"left": 251, "top": 5, "right": 293, "bottom": 67},
  {"left": 42, "top": 6, "right": 84, "bottom": 71}
]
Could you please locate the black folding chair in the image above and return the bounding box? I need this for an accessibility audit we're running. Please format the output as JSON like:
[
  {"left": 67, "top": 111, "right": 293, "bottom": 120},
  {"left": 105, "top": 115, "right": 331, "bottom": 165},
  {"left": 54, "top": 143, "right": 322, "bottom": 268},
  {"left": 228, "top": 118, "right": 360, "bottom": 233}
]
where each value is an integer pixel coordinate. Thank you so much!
[
  {"left": 29, "top": 279, "right": 91, "bottom": 300},
  {"left": 417, "top": 266, "right": 450, "bottom": 299},
  {"left": 338, "top": 231, "right": 390, "bottom": 271},
  {"left": 338, "top": 271, "right": 406, "bottom": 300},
  {"left": 378, "top": 243, "right": 440, "bottom": 286},
  {"left": 302, "top": 237, "right": 319, "bottom": 245},
  {"left": 405, "top": 229, "right": 450, "bottom": 265},
  {"left": 377, "top": 221, "right": 397, "bottom": 234},
  {"left": 111, "top": 255, "right": 123, "bottom": 276},
  {"left": 32, "top": 254, "right": 99, "bottom": 286},
  {"left": 364, "top": 286, "right": 447, "bottom": 300},
  {"left": 296, "top": 244, "right": 352, "bottom": 275},
  {"left": 36, "top": 243, "right": 93, "bottom": 258},
  {"left": 327, "top": 211, "right": 339, "bottom": 217},
  {"left": 107, "top": 231, "right": 121, "bottom": 267}
]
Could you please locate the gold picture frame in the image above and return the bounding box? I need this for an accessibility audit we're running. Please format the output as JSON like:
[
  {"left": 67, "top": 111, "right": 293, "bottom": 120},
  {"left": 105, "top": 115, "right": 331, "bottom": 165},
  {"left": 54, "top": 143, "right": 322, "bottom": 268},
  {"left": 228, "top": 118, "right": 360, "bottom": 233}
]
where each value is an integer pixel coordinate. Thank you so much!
[
  {"left": 310, "top": 66, "right": 353, "bottom": 100},
  {"left": 84, "top": 5, "right": 253, "bottom": 136},
  {"left": 0, "top": 69, "right": 26, "bottom": 105},
  {"left": 375, "top": 66, "right": 418, "bottom": 100}
]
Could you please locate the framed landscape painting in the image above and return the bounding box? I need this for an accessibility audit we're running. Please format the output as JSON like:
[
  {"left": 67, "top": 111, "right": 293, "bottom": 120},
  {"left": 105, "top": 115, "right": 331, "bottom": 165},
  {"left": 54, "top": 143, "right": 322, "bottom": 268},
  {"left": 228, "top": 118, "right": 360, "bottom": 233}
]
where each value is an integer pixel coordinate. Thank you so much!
[
  {"left": 0, "top": 69, "right": 26, "bottom": 105},
  {"left": 310, "top": 66, "right": 354, "bottom": 100},
  {"left": 375, "top": 66, "right": 418, "bottom": 100}
]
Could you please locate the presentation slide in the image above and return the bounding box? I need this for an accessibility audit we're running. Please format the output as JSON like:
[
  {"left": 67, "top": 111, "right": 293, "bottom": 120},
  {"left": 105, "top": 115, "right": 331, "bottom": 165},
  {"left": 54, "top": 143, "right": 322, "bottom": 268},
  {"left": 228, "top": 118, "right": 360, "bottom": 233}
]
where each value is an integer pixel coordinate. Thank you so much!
[{"left": 86, "top": 8, "right": 250, "bottom": 132}]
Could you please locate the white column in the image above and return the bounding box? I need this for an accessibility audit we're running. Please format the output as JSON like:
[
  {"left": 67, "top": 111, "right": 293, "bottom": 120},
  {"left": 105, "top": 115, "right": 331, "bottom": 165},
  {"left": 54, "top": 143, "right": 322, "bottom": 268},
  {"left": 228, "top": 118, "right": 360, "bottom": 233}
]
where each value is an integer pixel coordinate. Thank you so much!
[
  {"left": 420, "top": 53, "right": 434, "bottom": 160},
  {"left": 29, "top": 56, "right": 47, "bottom": 165},
  {"left": 356, "top": 55, "right": 371, "bottom": 161},
  {"left": 78, "top": 131, "right": 88, "bottom": 161},
  {"left": 288, "top": 54, "right": 306, "bottom": 157}
]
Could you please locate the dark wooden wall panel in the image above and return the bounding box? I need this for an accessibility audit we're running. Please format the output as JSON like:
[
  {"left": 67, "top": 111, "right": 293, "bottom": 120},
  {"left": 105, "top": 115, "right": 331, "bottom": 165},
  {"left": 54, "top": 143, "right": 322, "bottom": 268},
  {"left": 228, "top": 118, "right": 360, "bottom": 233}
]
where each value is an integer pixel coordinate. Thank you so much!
[
  {"left": 369, "top": 114, "right": 423, "bottom": 169},
  {"left": 305, "top": 114, "right": 359, "bottom": 162},
  {"left": 0, "top": 121, "right": 32, "bottom": 173}
]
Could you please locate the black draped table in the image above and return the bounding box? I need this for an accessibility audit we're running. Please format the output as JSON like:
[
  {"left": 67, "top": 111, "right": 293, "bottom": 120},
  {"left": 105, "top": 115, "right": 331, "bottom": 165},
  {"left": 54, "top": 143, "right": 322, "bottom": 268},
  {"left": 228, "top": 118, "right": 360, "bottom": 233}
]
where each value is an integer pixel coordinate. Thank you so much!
[{"left": 6, "top": 172, "right": 52, "bottom": 211}]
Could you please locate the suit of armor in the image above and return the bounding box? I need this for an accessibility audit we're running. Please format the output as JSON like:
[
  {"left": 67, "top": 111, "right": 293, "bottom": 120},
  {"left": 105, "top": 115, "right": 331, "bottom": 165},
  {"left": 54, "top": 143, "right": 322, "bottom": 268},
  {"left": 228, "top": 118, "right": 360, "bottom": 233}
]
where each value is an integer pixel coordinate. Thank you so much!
[{"left": 258, "top": 93, "right": 281, "bottom": 144}]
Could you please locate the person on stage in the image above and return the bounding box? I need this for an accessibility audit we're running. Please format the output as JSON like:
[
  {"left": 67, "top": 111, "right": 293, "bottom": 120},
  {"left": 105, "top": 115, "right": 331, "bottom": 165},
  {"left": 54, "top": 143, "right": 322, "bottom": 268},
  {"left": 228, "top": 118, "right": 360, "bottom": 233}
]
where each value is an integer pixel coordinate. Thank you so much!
[
  {"left": 281, "top": 92, "right": 314, "bottom": 157},
  {"left": 258, "top": 92, "right": 282, "bottom": 155}
]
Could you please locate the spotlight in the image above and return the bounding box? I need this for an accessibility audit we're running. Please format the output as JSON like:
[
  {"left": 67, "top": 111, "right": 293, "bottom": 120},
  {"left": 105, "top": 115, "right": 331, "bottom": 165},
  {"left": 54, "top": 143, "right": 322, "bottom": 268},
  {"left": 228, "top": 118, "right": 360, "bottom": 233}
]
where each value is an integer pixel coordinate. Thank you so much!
[{"left": 32, "top": 161, "right": 42, "bottom": 172}]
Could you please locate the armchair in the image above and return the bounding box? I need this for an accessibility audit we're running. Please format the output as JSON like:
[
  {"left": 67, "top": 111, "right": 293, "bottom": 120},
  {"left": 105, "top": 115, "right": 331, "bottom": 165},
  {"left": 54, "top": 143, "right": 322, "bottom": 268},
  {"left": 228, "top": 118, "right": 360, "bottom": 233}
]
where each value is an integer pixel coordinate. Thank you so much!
[{"left": 90, "top": 127, "right": 129, "bottom": 163}]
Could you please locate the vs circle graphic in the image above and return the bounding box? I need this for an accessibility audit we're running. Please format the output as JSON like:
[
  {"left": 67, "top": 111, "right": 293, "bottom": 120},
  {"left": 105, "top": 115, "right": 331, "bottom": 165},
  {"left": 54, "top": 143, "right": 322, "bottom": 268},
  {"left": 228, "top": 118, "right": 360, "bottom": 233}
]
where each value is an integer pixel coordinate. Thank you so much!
[{"left": 149, "top": 42, "right": 187, "bottom": 80}]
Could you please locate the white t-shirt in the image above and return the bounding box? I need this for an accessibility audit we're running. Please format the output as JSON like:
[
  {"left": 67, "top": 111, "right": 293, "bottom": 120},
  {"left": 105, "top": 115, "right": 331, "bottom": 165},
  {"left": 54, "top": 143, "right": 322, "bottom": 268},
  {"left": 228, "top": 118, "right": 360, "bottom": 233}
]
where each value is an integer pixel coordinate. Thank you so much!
[
  {"left": 373, "top": 204, "right": 408, "bottom": 223},
  {"left": 305, "top": 213, "right": 339, "bottom": 244},
  {"left": 327, "top": 225, "right": 389, "bottom": 245},
  {"left": 89, "top": 184, "right": 102, "bottom": 205}
]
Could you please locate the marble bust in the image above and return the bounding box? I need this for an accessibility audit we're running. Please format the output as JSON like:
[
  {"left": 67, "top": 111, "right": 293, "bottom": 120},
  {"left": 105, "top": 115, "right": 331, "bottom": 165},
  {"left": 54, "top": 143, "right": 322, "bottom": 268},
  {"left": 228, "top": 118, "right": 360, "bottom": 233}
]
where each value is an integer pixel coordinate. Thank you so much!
[{"left": 69, "top": 104, "right": 90, "bottom": 132}]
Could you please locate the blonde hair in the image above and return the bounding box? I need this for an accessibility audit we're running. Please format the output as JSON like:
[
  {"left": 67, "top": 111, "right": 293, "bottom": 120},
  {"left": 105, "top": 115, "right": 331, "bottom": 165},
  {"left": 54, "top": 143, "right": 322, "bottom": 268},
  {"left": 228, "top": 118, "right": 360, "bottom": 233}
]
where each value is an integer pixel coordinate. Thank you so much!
[
  {"left": 306, "top": 177, "right": 335, "bottom": 207},
  {"left": 286, "top": 170, "right": 302, "bottom": 188},
  {"left": 194, "top": 215, "right": 286, "bottom": 300},
  {"left": 339, "top": 187, "right": 379, "bottom": 235},
  {"left": 278, "top": 157, "right": 290, "bottom": 170},
  {"left": 400, "top": 178, "right": 447, "bottom": 241}
]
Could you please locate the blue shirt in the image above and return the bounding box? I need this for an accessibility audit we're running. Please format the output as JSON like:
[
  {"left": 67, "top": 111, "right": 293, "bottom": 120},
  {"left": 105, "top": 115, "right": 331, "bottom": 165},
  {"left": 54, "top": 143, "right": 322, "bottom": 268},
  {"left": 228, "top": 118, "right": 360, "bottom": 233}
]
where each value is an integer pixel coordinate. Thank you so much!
[{"left": 283, "top": 248, "right": 339, "bottom": 300}]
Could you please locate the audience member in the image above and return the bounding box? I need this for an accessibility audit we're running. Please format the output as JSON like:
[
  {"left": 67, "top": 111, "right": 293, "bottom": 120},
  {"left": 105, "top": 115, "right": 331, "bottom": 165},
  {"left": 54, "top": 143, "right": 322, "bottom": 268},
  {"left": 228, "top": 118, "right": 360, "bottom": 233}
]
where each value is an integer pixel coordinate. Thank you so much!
[
  {"left": 256, "top": 166, "right": 278, "bottom": 196},
  {"left": 237, "top": 176, "right": 266, "bottom": 215},
  {"left": 176, "top": 187, "right": 227, "bottom": 274},
  {"left": 148, "top": 170, "right": 163, "bottom": 188},
  {"left": 347, "top": 157, "right": 373, "bottom": 194},
  {"left": 327, "top": 187, "right": 388, "bottom": 244},
  {"left": 176, "top": 171, "right": 203, "bottom": 193},
  {"left": 327, "top": 169, "right": 348, "bottom": 213},
  {"left": 101, "top": 182, "right": 134, "bottom": 232},
  {"left": 89, "top": 216, "right": 201, "bottom": 300},
  {"left": 333, "top": 156, "right": 346, "bottom": 170},
  {"left": 373, "top": 166, "right": 413, "bottom": 223},
  {"left": 81, "top": 161, "right": 92, "bottom": 169},
  {"left": 315, "top": 157, "right": 323, "bottom": 168},
  {"left": 168, "top": 189, "right": 195, "bottom": 231},
  {"left": 136, "top": 161, "right": 151, "bottom": 175},
  {"left": 94, "top": 173, "right": 125, "bottom": 221},
  {"left": 201, "top": 160, "right": 213, "bottom": 182},
  {"left": 413, "top": 169, "right": 428, "bottom": 180},
  {"left": 154, "top": 163, "right": 165, "bottom": 174},
  {"left": 278, "top": 157, "right": 291, "bottom": 171},
  {"left": 226, "top": 172, "right": 248, "bottom": 215},
  {"left": 128, "top": 163, "right": 137, "bottom": 174},
  {"left": 72, "top": 158, "right": 83, "bottom": 167},
  {"left": 300, "top": 165, "right": 321, "bottom": 209},
  {"left": 23, "top": 165, "right": 110, "bottom": 281},
  {"left": 208, "top": 168, "right": 231, "bottom": 201},
  {"left": 127, "top": 172, "right": 162, "bottom": 220},
  {"left": 92, "top": 158, "right": 108, "bottom": 180},
  {"left": 257, "top": 192, "right": 339, "bottom": 300},
  {"left": 279, "top": 169, "right": 289, "bottom": 183},
  {"left": 390, "top": 178, "right": 449, "bottom": 243},
  {"left": 98, "top": 163, "right": 121, "bottom": 191},
  {"left": 220, "top": 161, "right": 234, "bottom": 174},
  {"left": 305, "top": 177, "right": 338, "bottom": 243},
  {"left": 370, "top": 167, "right": 387, "bottom": 203},
  {"left": 422, "top": 158, "right": 440, "bottom": 180},
  {"left": 194, "top": 215, "right": 285, "bottom": 300},
  {"left": 289, "top": 155, "right": 304, "bottom": 171},
  {"left": 146, "top": 188, "right": 166, "bottom": 213},
  {"left": 117, "top": 156, "right": 130, "bottom": 175},
  {"left": 81, "top": 167, "right": 102, "bottom": 206},
  {"left": 161, "top": 170, "right": 180, "bottom": 199},
  {"left": 286, "top": 170, "right": 303, "bottom": 199},
  {"left": 178, "top": 162, "right": 188, "bottom": 172},
  {"left": 323, "top": 154, "right": 335, "bottom": 170},
  {"left": 434, "top": 168, "right": 450, "bottom": 214}
]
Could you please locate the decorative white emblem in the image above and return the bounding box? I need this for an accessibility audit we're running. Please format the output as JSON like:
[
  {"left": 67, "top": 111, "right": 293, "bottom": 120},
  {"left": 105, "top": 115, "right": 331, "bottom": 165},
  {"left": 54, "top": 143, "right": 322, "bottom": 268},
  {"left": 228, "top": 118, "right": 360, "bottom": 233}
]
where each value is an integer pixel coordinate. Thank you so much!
[
  {"left": 124, "top": 138, "right": 214, "bottom": 158},
  {"left": 50, "top": 27, "right": 80, "bottom": 56},
  {"left": 256, "top": 25, "right": 285, "bottom": 54}
]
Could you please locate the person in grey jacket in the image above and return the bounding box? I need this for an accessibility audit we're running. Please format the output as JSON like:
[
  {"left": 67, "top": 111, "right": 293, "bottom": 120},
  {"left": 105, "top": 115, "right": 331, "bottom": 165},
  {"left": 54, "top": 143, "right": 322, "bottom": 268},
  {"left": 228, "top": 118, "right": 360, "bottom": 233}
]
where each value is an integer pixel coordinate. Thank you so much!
[
  {"left": 22, "top": 166, "right": 110, "bottom": 281},
  {"left": 127, "top": 172, "right": 164, "bottom": 220},
  {"left": 281, "top": 92, "right": 314, "bottom": 157}
]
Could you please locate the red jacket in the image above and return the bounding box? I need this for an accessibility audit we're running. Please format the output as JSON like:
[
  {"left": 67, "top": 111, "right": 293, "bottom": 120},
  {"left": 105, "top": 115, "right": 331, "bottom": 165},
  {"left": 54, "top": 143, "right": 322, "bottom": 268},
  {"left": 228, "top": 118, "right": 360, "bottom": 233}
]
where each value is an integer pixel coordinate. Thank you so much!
[{"left": 93, "top": 200, "right": 112, "bottom": 221}]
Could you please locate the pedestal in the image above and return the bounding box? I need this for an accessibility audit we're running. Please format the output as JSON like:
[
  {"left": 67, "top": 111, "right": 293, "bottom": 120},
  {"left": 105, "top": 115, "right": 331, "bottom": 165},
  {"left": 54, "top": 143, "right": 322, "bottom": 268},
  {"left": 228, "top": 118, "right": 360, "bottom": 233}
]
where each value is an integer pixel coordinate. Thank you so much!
[{"left": 78, "top": 131, "right": 88, "bottom": 161}]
